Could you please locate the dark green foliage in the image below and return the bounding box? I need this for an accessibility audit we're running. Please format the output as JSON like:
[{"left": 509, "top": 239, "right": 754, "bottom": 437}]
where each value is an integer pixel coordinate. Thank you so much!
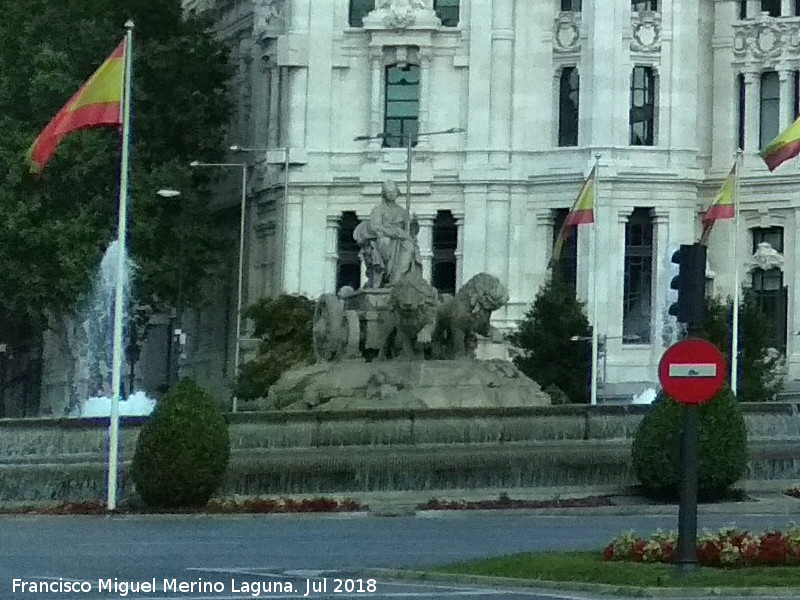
[
  {"left": 235, "top": 295, "right": 316, "bottom": 400},
  {"left": 0, "top": 0, "right": 232, "bottom": 328},
  {"left": 631, "top": 387, "right": 747, "bottom": 500},
  {"left": 508, "top": 277, "right": 592, "bottom": 404},
  {"left": 698, "top": 293, "right": 785, "bottom": 402},
  {"left": 132, "top": 379, "right": 230, "bottom": 508}
]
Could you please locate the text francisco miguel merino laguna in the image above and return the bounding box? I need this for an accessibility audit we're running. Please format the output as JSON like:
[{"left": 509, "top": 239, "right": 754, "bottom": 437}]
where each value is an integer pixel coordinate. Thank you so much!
[{"left": 12, "top": 577, "right": 378, "bottom": 596}]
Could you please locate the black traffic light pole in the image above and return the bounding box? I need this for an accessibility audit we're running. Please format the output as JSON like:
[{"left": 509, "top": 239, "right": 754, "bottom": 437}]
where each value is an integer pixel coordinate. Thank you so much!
[{"left": 669, "top": 243, "right": 707, "bottom": 573}]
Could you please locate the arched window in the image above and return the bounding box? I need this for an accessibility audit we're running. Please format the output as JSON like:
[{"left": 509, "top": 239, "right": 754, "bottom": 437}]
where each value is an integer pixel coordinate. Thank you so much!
[
  {"left": 432, "top": 211, "right": 457, "bottom": 295},
  {"left": 384, "top": 64, "right": 420, "bottom": 148},
  {"left": 760, "top": 71, "right": 780, "bottom": 150},
  {"left": 623, "top": 208, "right": 654, "bottom": 344},
  {"left": 337, "top": 212, "right": 361, "bottom": 291},
  {"left": 349, "top": 0, "right": 374, "bottom": 27},
  {"left": 434, "top": 0, "right": 459, "bottom": 27},
  {"left": 630, "top": 66, "right": 655, "bottom": 146},
  {"left": 558, "top": 67, "right": 579, "bottom": 147}
]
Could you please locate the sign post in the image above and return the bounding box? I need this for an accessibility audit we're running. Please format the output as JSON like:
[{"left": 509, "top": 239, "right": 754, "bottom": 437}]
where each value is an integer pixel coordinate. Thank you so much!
[{"left": 658, "top": 338, "right": 726, "bottom": 572}]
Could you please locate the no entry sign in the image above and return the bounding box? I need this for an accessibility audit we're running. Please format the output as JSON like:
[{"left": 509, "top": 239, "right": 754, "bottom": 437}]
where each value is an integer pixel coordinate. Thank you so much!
[{"left": 658, "top": 338, "right": 726, "bottom": 405}]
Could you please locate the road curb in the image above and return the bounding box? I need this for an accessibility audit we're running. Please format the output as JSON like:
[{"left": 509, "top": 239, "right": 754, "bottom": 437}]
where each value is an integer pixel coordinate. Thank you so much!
[{"left": 365, "top": 567, "right": 800, "bottom": 597}]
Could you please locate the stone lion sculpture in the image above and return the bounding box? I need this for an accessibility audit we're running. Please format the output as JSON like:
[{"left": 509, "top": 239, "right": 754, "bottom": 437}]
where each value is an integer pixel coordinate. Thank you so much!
[
  {"left": 433, "top": 273, "right": 509, "bottom": 360},
  {"left": 380, "top": 273, "right": 439, "bottom": 360}
]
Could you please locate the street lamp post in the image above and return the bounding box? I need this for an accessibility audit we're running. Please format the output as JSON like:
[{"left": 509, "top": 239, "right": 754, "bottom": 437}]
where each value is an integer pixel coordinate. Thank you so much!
[
  {"left": 353, "top": 127, "right": 465, "bottom": 234},
  {"left": 156, "top": 189, "right": 184, "bottom": 385},
  {"left": 189, "top": 160, "right": 247, "bottom": 412}
]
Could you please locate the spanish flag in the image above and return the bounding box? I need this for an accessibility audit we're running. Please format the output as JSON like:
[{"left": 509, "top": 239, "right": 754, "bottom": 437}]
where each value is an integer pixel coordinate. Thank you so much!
[
  {"left": 700, "top": 163, "right": 736, "bottom": 245},
  {"left": 760, "top": 115, "right": 800, "bottom": 171},
  {"left": 552, "top": 166, "right": 595, "bottom": 262},
  {"left": 27, "top": 39, "right": 126, "bottom": 174}
]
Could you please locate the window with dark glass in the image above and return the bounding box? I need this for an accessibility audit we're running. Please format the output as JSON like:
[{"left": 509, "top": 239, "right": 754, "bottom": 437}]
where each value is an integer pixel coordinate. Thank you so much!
[
  {"left": 336, "top": 212, "right": 361, "bottom": 291},
  {"left": 760, "top": 71, "right": 780, "bottom": 149},
  {"left": 630, "top": 66, "right": 655, "bottom": 146},
  {"left": 349, "top": 0, "right": 374, "bottom": 27},
  {"left": 751, "top": 227, "right": 787, "bottom": 350},
  {"left": 561, "top": 0, "right": 582, "bottom": 10},
  {"left": 434, "top": 0, "right": 459, "bottom": 27},
  {"left": 558, "top": 67, "right": 580, "bottom": 147},
  {"left": 738, "top": 74, "right": 746, "bottom": 150},
  {"left": 623, "top": 208, "right": 653, "bottom": 344},
  {"left": 740, "top": 0, "right": 748, "bottom": 18},
  {"left": 632, "top": 0, "right": 657, "bottom": 10},
  {"left": 794, "top": 70, "right": 799, "bottom": 120},
  {"left": 762, "top": 0, "right": 781, "bottom": 16},
  {"left": 553, "top": 209, "right": 578, "bottom": 290},
  {"left": 796, "top": 0, "right": 800, "bottom": 16},
  {"left": 432, "top": 211, "right": 457, "bottom": 296},
  {"left": 384, "top": 64, "right": 420, "bottom": 148}
]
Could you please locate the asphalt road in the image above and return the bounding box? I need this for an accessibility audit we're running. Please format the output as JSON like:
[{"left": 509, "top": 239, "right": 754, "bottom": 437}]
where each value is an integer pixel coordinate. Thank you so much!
[{"left": 2, "top": 511, "right": 796, "bottom": 600}]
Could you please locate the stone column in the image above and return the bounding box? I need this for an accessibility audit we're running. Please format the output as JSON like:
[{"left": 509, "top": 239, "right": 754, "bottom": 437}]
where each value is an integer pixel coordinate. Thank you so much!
[
  {"left": 369, "top": 47, "right": 384, "bottom": 149},
  {"left": 462, "top": 187, "right": 487, "bottom": 280},
  {"left": 325, "top": 214, "right": 340, "bottom": 293},
  {"left": 453, "top": 213, "right": 465, "bottom": 289},
  {"left": 416, "top": 213, "right": 435, "bottom": 282},
  {"left": 746, "top": 0, "right": 760, "bottom": 18},
  {"left": 418, "top": 48, "right": 433, "bottom": 146},
  {"left": 282, "top": 192, "right": 303, "bottom": 293},
  {"left": 532, "top": 209, "right": 555, "bottom": 301},
  {"left": 489, "top": 0, "right": 513, "bottom": 164},
  {"left": 780, "top": 69, "right": 794, "bottom": 130},
  {"left": 268, "top": 63, "right": 281, "bottom": 148},
  {"left": 650, "top": 209, "right": 671, "bottom": 354},
  {"left": 782, "top": 0, "right": 792, "bottom": 17},
  {"left": 744, "top": 71, "right": 760, "bottom": 153}
]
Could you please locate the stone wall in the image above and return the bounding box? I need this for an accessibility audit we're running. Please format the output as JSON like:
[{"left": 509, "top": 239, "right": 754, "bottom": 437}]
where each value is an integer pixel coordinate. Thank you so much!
[{"left": 1, "top": 403, "right": 799, "bottom": 502}]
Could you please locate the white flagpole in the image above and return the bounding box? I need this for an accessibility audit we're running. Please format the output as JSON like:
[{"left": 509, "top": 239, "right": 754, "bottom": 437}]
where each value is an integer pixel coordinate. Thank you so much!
[
  {"left": 107, "top": 20, "right": 134, "bottom": 511},
  {"left": 731, "top": 150, "right": 742, "bottom": 395},
  {"left": 590, "top": 155, "right": 600, "bottom": 406}
]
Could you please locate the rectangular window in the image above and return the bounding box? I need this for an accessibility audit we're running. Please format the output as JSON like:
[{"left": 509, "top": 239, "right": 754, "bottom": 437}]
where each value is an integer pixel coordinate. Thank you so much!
[
  {"left": 762, "top": 0, "right": 781, "bottom": 16},
  {"left": 760, "top": 71, "right": 780, "bottom": 150},
  {"left": 432, "top": 211, "right": 457, "bottom": 296},
  {"left": 561, "top": 0, "right": 582, "bottom": 10},
  {"left": 632, "top": 0, "right": 657, "bottom": 10},
  {"left": 751, "top": 228, "right": 787, "bottom": 350},
  {"left": 752, "top": 226, "right": 784, "bottom": 253},
  {"left": 738, "top": 74, "right": 746, "bottom": 150},
  {"left": 794, "top": 71, "right": 799, "bottom": 120},
  {"left": 337, "top": 212, "right": 361, "bottom": 291},
  {"left": 558, "top": 67, "right": 580, "bottom": 147},
  {"left": 552, "top": 209, "right": 578, "bottom": 290},
  {"left": 630, "top": 66, "right": 655, "bottom": 146},
  {"left": 349, "top": 0, "right": 374, "bottom": 27},
  {"left": 384, "top": 64, "right": 420, "bottom": 148},
  {"left": 434, "top": 0, "right": 459, "bottom": 27},
  {"left": 623, "top": 208, "right": 653, "bottom": 344},
  {"left": 741, "top": 0, "right": 748, "bottom": 18}
]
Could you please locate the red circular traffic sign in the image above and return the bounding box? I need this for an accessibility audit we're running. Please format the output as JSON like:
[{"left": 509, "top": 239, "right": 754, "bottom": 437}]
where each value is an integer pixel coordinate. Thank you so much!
[{"left": 658, "top": 338, "right": 726, "bottom": 405}]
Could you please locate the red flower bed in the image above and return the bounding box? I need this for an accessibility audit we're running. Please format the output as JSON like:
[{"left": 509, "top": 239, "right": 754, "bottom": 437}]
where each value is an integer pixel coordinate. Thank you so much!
[{"left": 603, "top": 525, "right": 800, "bottom": 568}]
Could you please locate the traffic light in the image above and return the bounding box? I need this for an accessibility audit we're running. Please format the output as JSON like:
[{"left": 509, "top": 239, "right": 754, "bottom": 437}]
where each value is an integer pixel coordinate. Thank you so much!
[{"left": 669, "top": 243, "right": 707, "bottom": 329}]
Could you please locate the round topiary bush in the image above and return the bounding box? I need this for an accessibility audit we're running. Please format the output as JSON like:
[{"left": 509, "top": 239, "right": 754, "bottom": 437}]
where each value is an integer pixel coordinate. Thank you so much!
[
  {"left": 132, "top": 379, "right": 230, "bottom": 509},
  {"left": 631, "top": 386, "right": 747, "bottom": 501}
]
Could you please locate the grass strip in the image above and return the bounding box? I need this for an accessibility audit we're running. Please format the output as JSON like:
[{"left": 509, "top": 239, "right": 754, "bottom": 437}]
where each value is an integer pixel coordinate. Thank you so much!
[{"left": 434, "top": 551, "right": 800, "bottom": 588}]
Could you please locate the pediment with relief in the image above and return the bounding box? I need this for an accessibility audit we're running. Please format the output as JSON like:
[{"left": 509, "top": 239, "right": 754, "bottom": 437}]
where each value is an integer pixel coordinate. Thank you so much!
[{"left": 364, "top": 0, "right": 439, "bottom": 30}]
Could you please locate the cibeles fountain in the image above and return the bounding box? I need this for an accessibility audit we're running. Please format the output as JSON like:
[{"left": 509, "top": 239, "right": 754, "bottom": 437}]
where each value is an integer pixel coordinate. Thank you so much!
[
  {"left": 265, "top": 180, "right": 551, "bottom": 410},
  {"left": 66, "top": 240, "right": 155, "bottom": 417}
]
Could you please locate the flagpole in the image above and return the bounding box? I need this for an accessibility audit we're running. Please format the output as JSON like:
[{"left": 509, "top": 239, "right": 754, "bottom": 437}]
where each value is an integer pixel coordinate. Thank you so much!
[
  {"left": 731, "top": 149, "right": 742, "bottom": 396},
  {"left": 107, "top": 20, "right": 134, "bottom": 512},
  {"left": 590, "top": 154, "right": 600, "bottom": 406}
]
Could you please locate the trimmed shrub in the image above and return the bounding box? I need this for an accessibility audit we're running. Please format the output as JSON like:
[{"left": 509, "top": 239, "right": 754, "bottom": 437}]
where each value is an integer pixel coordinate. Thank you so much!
[
  {"left": 132, "top": 379, "right": 230, "bottom": 508},
  {"left": 631, "top": 386, "right": 747, "bottom": 501}
]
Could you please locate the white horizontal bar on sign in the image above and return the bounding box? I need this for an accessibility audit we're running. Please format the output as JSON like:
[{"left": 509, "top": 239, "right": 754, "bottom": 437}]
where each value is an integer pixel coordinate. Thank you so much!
[{"left": 668, "top": 363, "right": 717, "bottom": 378}]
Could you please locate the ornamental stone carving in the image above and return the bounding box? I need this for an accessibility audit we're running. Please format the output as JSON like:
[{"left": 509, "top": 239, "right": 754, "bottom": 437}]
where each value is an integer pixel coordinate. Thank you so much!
[
  {"left": 253, "top": 0, "right": 283, "bottom": 40},
  {"left": 630, "top": 10, "right": 661, "bottom": 53},
  {"left": 553, "top": 11, "right": 581, "bottom": 54},
  {"left": 747, "top": 242, "right": 785, "bottom": 273},
  {"left": 374, "top": 0, "right": 427, "bottom": 29},
  {"left": 733, "top": 19, "right": 791, "bottom": 62}
]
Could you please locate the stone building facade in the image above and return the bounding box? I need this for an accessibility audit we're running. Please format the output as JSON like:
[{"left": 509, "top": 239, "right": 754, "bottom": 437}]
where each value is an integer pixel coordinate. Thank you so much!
[{"left": 190, "top": 0, "right": 800, "bottom": 398}]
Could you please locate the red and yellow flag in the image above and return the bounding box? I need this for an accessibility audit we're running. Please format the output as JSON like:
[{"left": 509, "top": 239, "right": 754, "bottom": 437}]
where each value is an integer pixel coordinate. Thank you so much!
[
  {"left": 552, "top": 166, "right": 596, "bottom": 262},
  {"left": 27, "top": 40, "right": 126, "bottom": 174},
  {"left": 700, "top": 163, "right": 736, "bottom": 245},
  {"left": 761, "top": 115, "right": 800, "bottom": 171}
]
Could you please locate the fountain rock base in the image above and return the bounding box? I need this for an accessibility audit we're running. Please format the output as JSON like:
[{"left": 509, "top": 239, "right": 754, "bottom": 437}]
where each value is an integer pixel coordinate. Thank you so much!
[{"left": 262, "top": 359, "right": 551, "bottom": 411}]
